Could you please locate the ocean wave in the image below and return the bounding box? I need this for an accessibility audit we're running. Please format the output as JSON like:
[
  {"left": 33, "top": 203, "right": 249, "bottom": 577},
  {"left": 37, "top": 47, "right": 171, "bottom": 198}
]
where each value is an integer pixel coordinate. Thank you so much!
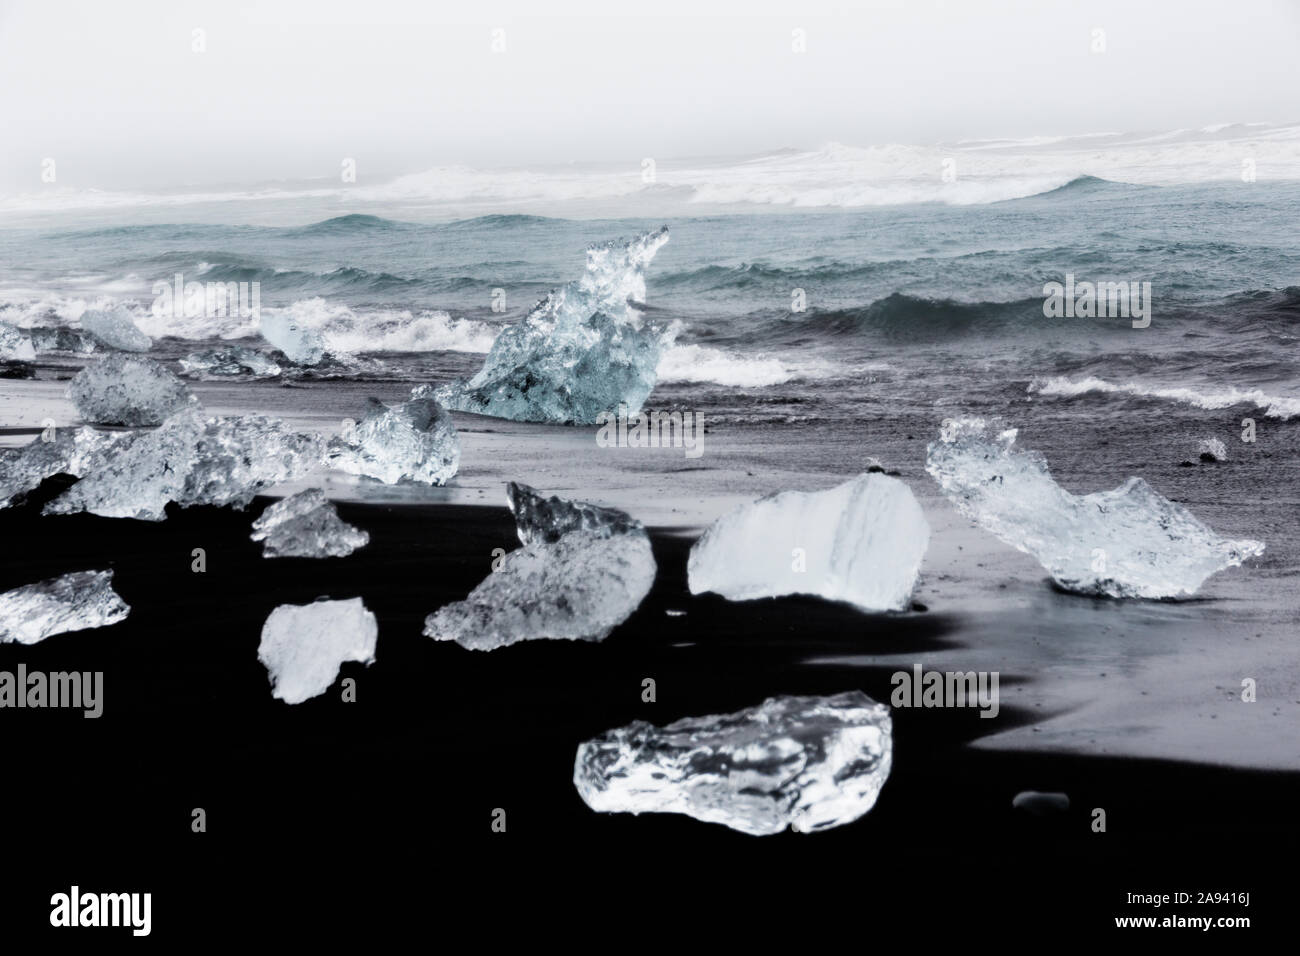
[
  {"left": 1029, "top": 375, "right": 1300, "bottom": 420},
  {"left": 656, "top": 343, "right": 796, "bottom": 387}
]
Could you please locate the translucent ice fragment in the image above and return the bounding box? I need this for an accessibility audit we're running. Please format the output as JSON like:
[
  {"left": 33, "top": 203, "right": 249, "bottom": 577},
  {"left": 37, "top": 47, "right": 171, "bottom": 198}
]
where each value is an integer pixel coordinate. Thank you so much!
[
  {"left": 1197, "top": 437, "right": 1227, "bottom": 462},
  {"left": 423, "top": 486, "right": 655, "bottom": 650},
  {"left": 925, "top": 417, "right": 1264, "bottom": 598},
  {"left": 257, "top": 597, "right": 376, "bottom": 704},
  {"left": 250, "top": 488, "right": 369, "bottom": 558},
  {"left": 180, "top": 346, "right": 282, "bottom": 379},
  {"left": 326, "top": 397, "right": 459, "bottom": 485},
  {"left": 431, "top": 227, "right": 670, "bottom": 424},
  {"left": 0, "top": 570, "right": 130, "bottom": 644},
  {"left": 68, "top": 354, "right": 198, "bottom": 426},
  {"left": 28, "top": 327, "right": 98, "bottom": 354},
  {"left": 79, "top": 306, "right": 152, "bottom": 352},
  {"left": 506, "top": 480, "right": 643, "bottom": 545},
  {"left": 45, "top": 409, "right": 325, "bottom": 521},
  {"left": 687, "top": 473, "right": 929, "bottom": 612},
  {"left": 0, "top": 427, "right": 128, "bottom": 509},
  {"left": 260, "top": 313, "right": 326, "bottom": 366},
  {"left": 0, "top": 321, "right": 37, "bottom": 362},
  {"left": 574, "top": 691, "right": 892, "bottom": 836}
]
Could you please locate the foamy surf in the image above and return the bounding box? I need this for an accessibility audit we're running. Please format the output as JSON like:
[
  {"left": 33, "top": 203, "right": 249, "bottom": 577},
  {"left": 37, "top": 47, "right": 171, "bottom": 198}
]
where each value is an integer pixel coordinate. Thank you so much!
[{"left": 1030, "top": 375, "right": 1300, "bottom": 420}]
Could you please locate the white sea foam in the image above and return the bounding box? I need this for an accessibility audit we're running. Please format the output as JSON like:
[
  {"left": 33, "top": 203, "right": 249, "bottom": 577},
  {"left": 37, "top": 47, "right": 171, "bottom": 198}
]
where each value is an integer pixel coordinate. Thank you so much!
[
  {"left": 656, "top": 343, "right": 795, "bottom": 387},
  {"left": 1030, "top": 375, "right": 1300, "bottom": 420}
]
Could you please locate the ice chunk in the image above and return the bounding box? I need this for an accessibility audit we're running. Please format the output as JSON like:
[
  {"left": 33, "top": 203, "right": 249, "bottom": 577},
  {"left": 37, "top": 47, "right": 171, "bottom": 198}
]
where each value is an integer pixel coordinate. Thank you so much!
[
  {"left": 925, "top": 417, "right": 1265, "bottom": 598},
  {"left": 0, "top": 570, "right": 130, "bottom": 644},
  {"left": 0, "top": 321, "right": 37, "bottom": 362},
  {"left": 424, "top": 486, "right": 655, "bottom": 650},
  {"left": 180, "top": 346, "right": 282, "bottom": 379},
  {"left": 257, "top": 597, "right": 376, "bottom": 704},
  {"left": 0, "top": 427, "right": 128, "bottom": 509},
  {"left": 326, "top": 397, "right": 459, "bottom": 485},
  {"left": 28, "top": 327, "right": 98, "bottom": 354},
  {"left": 260, "top": 313, "right": 326, "bottom": 366},
  {"left": 1197, "top": 437, "right": 1227, "bottom": 462},
  {"left": 68, "top": 354, "right": 198, "bottom": 426},
  {"left": 506, "top": 480, "right": 643, "bottom": 545},
  {"left": 574, "top": 691, "right": 892, "bottom": 836},
  {"left": 687, "top": 473, "right": 929, "bottom": 612},
  {"left": 431, "top": 227, "right": 670, "bottom": 424},
  {"left": 79, "top": 306, "right": 152, "bottom": 352},
  {"left": 45, "top": 409, "right": 325, "bottom": 521},
  {"left": 250, "top": 488, "right": 369, "bottom": 558}
]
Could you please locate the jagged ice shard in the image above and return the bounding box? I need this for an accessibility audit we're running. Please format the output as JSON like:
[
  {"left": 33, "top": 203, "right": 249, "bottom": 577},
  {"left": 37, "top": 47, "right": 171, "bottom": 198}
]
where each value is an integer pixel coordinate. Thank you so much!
[
  {"left": 0, "top": 570, "right": 130, "bottom": 644},
  {"left": 423, "top": 483, "right": 656, "bottom": 650},
  {"left": 0, "top": 427, "right": 128, "bottom": 509},
  {"left": 432, "top": 227, "right": 670, "bottom": 424},
  {"left": 180, "top": 346, "right": 283, "bottom": 379},
  {"left": 326, "top": 397, "right": 459, "bottom": 485},
  {"left": 574, "top": 691, "right": 893, "bottom": 836},
  {"left": 0, "top": 322, "right": 36, "bottom": 362},
  {"left": 45, "top": 409, "right": 325, "bottom": 521},
  {"left": 687, "top": 473, "right": 929, "bottom": 612},
  {"left": 259, "top": 313, "right": 326, "bottom": 366},
  {"left": 258, "top": 598, "right": 377, "bottom": 704},
  {"left": 251, "top": 489, "right": 369, "bottom": 558},
  {"left": 68, "top": 354, "right": 198, "bottom": 426},
  {"left": 925, "top": 418, "right": 1265, "bottom": 598},
  {"left": 79, "top": 306, "right": 152, "bottom": 352}
]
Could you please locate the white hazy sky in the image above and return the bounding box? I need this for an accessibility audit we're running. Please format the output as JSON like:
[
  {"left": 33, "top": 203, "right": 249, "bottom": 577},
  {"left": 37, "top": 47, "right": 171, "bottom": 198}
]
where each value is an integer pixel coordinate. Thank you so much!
[{"left": 1, "top": 0, "right": 1297, "bottom": 193}]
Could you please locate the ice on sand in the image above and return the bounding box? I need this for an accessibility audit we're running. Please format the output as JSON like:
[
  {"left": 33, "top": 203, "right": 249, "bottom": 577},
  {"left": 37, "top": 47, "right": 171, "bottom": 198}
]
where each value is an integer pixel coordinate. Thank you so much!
[
  {"left": 432, "top": 227, "right": 670, "bottom": 424},
  {"left": 259, "top": 313, "right": 326, "bottom": 366},
  {"left": 423, "top": 485, "right": 655, "bottom": 650},
  {"left": 68, "top": 354, "right": 198, "bottom": 426},
  {"left": 251, "top": 489, "right": 369, "bottom": 558},
  {"left": 574, "top": 691, "right": 892, "bottom": 836},
  {"left": 326, "top": 397, "right": 459, "bottom": 485},
  {"left": 0, "top": 322, "right": 37, "bottom": 362},
  {"left": 180, "top": 347, "right": 283, "bottom": 379},
  {"left": 687, "top": 473, "right": 929, "bottom": 612},
  {"left": 0, "top": 427, "right": 127, "bottom": 509},
  {"left": 925, "top": 417, "right": 1265, "bottom": 598},
  {"left": 45, "top": 409, "right": 325, "bottom": 521},
  {"left": 0, "top": 570, "right": 130, "bottom": 644},
  {"left": 79, "top": 306, "right": 152, "bottom": 352},
  {"left": 258, "top": 598, "right": 377, "bottom": 704}
]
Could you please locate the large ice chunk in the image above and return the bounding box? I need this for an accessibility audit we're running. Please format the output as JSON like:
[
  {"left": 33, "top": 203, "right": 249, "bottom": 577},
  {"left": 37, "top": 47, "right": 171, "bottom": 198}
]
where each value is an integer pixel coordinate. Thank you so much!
[
  {"left": 574, "top": 691, "right": 892, "bottom": 836},
  {"left": 259, "top": 313, "right": 326, "bottom": 366},
  {"left": 79, "top": 306, "right": 152, "bottom": 352},
  {"left": 45, "top": 409, "right": 325, "bottom": 521},
  {"left": 687, "top": 473, "right": 929, "bottom": 612},
  {"left": 423, "top": 485, "right": 655, "bottom": 650},
  {"left": 257, "top": 597, "right": 377, "bottom": 704},
  {"left": 250, "top": 489, "right": 369, "bottom": 558},
  {"left": 0, "top": 570, "right": 130, "bottom": 644},
  {"left": 431, "top": 227, "right": 670, "bottom": 424},
  {"left": 326, "top": 397, "right": 459, "bottom": 485},
  {"left": 925, "top": 417, "right": 1265, "bottom": 598},
  {"left": 0, "top": 322, "right": 37, "bottom": 362},
  {"left": 28, "top": 327, "right": 98, "bottom": 354},
  {"left": 0, "top": 427, "right": 127, "bottom": 509},
  {"left": 68, "top": 354, "right": 198, "bottom": 426},
  {"left": 180, "top": 346, "right": 282, "bottom": 379}
]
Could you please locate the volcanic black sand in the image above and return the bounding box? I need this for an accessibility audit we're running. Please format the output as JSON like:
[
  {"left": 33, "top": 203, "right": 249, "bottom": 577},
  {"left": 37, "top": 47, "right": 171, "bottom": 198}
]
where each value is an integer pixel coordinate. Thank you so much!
[{"left": 0, "top": 480, "right": 1289, "bottom": 940}]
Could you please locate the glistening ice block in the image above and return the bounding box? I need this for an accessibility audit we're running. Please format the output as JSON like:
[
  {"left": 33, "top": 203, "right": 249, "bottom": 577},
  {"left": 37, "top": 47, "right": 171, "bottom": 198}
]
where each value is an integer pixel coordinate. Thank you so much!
[
  {"left": 327, "top": 397, "right": 459, "bottom": 485},
  {"left": 687, "top": 473, "right": 929, "bottom": 612},
  {"left": 79, "top": 306, "right": 152, "bottom": 352},
  {"left": 67, "top": 354, "right": 198, "bottom": 426},
  {"left": 433, "top": 228, "right": 670, "bottom": 424},
  {"left": 250, "top": 489, "right": 369, "bottom": 558},
  {"left": 0, "top": 570, "right": 130, "bottom": 644},
  {"left": 574, "top": 691, "right": 893, "bottom": 836},
  {"left": 925, "top": 417, "right": 1265, "bottom": 598}
]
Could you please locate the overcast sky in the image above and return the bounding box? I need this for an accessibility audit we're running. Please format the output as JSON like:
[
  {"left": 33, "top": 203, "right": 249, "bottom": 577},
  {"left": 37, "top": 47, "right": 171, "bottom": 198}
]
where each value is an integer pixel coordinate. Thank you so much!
[{"left": 1, "top": 0, "right": 1297, "bottom": 194}]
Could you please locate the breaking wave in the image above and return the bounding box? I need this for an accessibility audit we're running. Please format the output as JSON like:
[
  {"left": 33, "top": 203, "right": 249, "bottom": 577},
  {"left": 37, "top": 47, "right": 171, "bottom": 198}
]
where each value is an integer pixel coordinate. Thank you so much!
[{"left": 1029, "top": 375, "right": 1300, "bottom": 420}]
